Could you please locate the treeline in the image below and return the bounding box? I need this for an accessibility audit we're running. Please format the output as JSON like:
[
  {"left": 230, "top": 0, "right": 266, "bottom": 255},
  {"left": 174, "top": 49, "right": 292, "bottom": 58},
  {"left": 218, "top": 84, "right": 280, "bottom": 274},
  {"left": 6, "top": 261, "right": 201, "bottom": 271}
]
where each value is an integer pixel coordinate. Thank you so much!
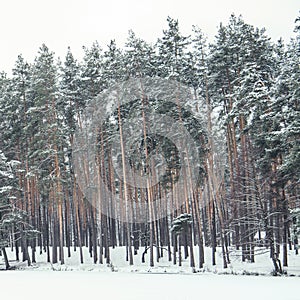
[{"left": 0, "top": 14, "right": 299, "bottom": 272}]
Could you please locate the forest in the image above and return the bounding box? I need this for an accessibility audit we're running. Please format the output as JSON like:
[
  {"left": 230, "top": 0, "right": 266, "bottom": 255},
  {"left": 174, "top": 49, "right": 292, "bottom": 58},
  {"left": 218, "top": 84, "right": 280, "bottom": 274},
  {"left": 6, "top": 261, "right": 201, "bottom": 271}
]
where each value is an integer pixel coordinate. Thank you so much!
[{"left": 0, "top": 14, "right": 299, "bottom": 274}]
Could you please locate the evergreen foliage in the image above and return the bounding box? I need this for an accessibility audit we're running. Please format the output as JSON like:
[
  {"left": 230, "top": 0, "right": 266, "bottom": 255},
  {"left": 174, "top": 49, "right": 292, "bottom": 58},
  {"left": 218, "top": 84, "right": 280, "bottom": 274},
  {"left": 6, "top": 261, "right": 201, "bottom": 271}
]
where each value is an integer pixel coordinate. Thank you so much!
[{"left": 0, "top": 14, "right": 299, "bottom": 271}]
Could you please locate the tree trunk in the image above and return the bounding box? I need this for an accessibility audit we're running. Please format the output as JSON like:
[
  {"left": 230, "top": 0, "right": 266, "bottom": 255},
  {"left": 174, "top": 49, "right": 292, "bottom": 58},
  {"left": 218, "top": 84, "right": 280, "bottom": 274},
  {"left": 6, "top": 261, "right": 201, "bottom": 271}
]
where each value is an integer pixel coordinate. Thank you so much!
[{"left": 1, "top": 248, "right": 10, "bottom": 270}]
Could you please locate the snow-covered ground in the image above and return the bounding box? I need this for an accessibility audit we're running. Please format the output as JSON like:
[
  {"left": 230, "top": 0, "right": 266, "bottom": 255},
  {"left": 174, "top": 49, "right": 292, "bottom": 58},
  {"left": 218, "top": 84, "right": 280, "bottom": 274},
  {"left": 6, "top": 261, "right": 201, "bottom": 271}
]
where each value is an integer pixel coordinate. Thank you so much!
[
  {"left": 1, "top": 246, "right": 299, "bottom": 300},
  {"left": 0, "top": 271, "right": 299, "bottom": 300},
  {"left": 2, "top": 246, "right": 299, "bottom": 276}
]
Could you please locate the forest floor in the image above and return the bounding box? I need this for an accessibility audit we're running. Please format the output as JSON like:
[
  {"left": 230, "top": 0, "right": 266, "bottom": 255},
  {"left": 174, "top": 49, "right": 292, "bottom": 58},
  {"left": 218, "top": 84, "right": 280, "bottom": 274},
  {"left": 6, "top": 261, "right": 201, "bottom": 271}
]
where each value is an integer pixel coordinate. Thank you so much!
[
  {"left": 1, "top": 245, "right": 299, "bottom": 276},
  {"left": 1, "top": 246, "right": 299, "bottom": 300}
]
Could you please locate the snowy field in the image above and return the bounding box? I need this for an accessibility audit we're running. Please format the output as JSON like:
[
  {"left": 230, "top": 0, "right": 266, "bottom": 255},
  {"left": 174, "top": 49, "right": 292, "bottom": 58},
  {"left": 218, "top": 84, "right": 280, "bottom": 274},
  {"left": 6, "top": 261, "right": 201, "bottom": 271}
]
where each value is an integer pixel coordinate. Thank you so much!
[
  {"left": 1, "top": 246, "right": 299, "bottom": 300},
  {"left": 0, "top": 271, "right": 299, "bottom": 300}
]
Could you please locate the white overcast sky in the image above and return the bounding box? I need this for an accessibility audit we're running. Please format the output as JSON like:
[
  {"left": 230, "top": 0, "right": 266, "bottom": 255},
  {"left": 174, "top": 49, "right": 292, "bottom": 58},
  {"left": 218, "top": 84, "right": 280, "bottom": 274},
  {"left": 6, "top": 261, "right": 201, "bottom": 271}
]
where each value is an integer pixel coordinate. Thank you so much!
[{"left": 0, "top": 0, "right": 299, "bottom": 73}]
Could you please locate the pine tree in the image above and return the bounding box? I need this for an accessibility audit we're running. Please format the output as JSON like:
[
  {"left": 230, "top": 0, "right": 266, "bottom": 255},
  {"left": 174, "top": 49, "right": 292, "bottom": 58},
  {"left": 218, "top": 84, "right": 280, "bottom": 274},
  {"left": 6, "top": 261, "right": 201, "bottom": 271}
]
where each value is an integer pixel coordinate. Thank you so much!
[
  {"left": 59, "top": 47, "right": 84, "bottom": 136},
  {"left": 28, "top": 44, "right": 67, "bottom": 264},
  {"left": 0, "top": 14, "right": 299, "bottom": 272},
  {"left": 0, "top": 150, "right": 14, "bottom": 246},
  {"left": 0, "top": 150, "right": 30, "bottom": 269},
  {"left": 156, "top": 17, "right": 190, "bottom": 80},
  {"left": 208, "top": 14, "right": 277, "bottom": 263},
  {"left": 124, "top": 31, "right": 157, "bottom": 78},
  {"left": 81, "top": 41, "right": 104, "bottom": 102}
]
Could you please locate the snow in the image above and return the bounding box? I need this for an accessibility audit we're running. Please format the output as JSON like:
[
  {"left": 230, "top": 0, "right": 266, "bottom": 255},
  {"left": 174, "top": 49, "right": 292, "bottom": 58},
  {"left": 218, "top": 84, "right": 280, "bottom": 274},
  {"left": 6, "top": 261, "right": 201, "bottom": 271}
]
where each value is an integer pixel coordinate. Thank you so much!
[
  {"left": 2, "top": 246, "right": 300, "bottom": 276},
  {"left": 0, "top": 271, "right": 298, "bottom": 300},
  {"left": 0, "top": 246, "right": 299, "bottom": 299}
]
